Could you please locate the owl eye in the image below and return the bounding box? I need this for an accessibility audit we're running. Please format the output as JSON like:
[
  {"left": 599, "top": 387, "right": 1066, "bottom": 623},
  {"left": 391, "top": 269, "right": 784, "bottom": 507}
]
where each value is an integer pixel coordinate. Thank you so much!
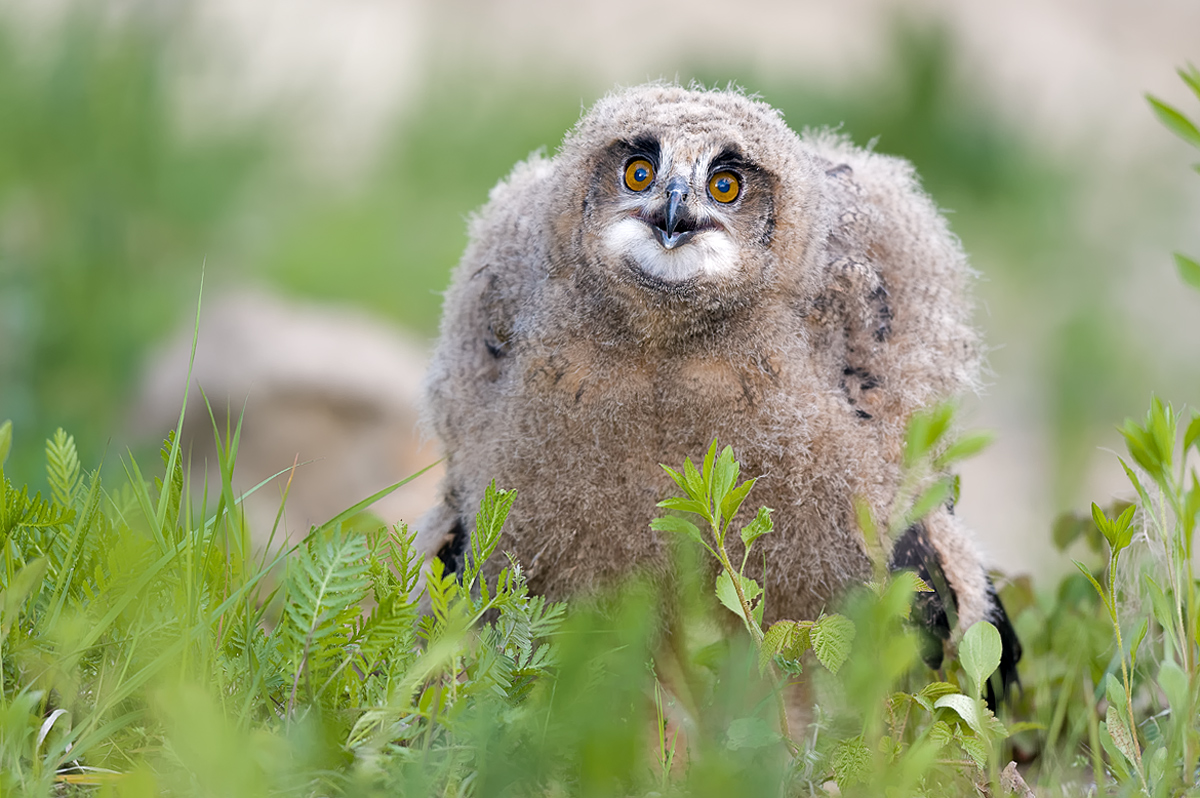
[
  {"left": 708, "top": 171, "right": 740, "bottom": 203},
  {"left": 624, "top": 158, "right": 655, "bottom": 192}
]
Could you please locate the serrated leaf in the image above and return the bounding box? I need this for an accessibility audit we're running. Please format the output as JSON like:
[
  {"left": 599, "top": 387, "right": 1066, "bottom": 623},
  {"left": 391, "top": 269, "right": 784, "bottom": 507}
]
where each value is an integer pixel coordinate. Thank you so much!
[
  {"left": 1105, "top": 704, "right": 1140, "bottom": 768},
  {"left": 893, "top": 570, "right": 933, "bottom": 595},
  {"left": 1149, "top": 95, "right": 1200, "bottom": 147},
  {"left": 724, "top": 716, "right": 780, "bottom": 750},
  {"left": 956, "top": 732, "right": 988, "bottom": 770},
  {"left": 925, "top": 720, "right": 952, "bottom": 750},
  {"left": 760, "top": 621, "right": 795, "bottom": 673},
  {"left": 960, "top": 621, "right": 1002, "bottom": 699},
  {"left": 1177, "top": 253, "right": 1200, "bottom": 290},
  {"left": 936, "top": 693, "right": 985, "bottom": 736},
  {"left": 832, "top": 735, "right": 871, "bottom": 788},
  {"left": 811, "top": 613, "right": 855, "bottom": 674}
]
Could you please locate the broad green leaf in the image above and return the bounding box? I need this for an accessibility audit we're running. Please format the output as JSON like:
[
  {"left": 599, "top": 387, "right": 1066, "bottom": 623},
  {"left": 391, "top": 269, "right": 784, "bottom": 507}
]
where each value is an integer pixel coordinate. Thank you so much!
[
  {"left": 960, "top": 621, "right": 1002, "bottom": 699},
  {"left": 1105, "top": 673, "right": 1129, "bottom": 726},
  {"left": 650, "top": 515, "right": 707, "bottom": 551},
  {"left": 1158, "top": 661, "right": 1188, "bottom": 720},
  {"left": 1105, "top": 704, "right": 1141, "bottom": 768},
  {"left": 1180, "top": 63, "right": 1200, "bottom": 100},
  {"left": 893, "top": 570, "right": 933, "bottom": 594},
  {"left": 715, "top": 571, "right": 762, "bottom": 623},
  {"left": 724, "top": 716, "right": 780, "bottom": 750},
  {"left": 760, "top": 621, "right": 795, "bottom": 672},
  {"left": 1099, "top": 723, "right": 1133, "bottom": 782},
  {"left": 913, "top": 681, "right": 959, "bottom": 712},
  {"left": 0, "top": 558, "right": 48, "bottom": 644},
  {"left": 811, "top": 613, "right": 855, "bottom": 674},
  {"left": 935, "top": 693, "right": 985, "bottom": 736},
  {"left": 1177, "top": 253, "right": 1200, "bottom": 290},
  {"left": 740, "top": 506, "right": 774, "bottom": 550},
  {"left": 831, "top": 735, "right": 871, "bottom": 788}
]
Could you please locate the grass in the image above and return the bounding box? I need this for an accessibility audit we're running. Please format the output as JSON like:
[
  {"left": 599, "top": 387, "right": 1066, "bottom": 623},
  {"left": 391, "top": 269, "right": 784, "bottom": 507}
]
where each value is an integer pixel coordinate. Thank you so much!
[{"left": 2, "top": 8, "right": 1200, "bottom": 796}]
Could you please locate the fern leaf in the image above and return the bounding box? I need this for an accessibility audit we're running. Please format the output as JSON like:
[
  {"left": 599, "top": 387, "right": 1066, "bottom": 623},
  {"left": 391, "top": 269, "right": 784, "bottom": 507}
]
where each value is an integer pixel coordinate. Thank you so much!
[{"left": 45, "top": 428, "right": 82, "bottom": 508}]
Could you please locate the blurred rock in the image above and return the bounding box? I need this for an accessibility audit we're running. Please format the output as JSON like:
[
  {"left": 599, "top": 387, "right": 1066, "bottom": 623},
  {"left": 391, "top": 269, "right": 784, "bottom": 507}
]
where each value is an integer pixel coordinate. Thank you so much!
[{"left": 132, "top": 289, "right": 442, "bottom": 548}]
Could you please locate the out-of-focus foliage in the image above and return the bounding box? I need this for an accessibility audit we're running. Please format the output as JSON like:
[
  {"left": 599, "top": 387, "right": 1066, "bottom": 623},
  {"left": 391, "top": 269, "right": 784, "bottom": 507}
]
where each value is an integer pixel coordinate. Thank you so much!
[{"left": 0, "top": 11, "right": 266, "bottom": 479}]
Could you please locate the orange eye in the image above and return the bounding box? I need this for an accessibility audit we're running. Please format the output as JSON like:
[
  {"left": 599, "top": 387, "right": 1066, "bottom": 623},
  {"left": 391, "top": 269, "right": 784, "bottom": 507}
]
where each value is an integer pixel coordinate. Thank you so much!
[
  {"left": 708, "top": 171, "right": 740, "bottom": 203},
  {"left": 624, "top": 158, "right": 655, "bottom": 191}
]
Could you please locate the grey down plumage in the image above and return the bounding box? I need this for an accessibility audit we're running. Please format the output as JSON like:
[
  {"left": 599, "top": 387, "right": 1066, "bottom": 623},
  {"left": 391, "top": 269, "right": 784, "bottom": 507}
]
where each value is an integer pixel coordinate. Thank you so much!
[{"left": 418, "top": 83, "right": 1018, "bottom": 690}]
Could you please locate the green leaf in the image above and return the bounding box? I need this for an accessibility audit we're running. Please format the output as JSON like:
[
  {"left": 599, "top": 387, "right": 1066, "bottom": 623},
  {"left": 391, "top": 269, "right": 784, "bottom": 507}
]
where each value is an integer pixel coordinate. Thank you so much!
[
  {"left": 1072, "top": 560, "right": 1108, "bottom": 605},
  {"left": 660, "top": 464, "right": 687, "bottom": 494},
  {"left": 811, "top": 613, "right": 855, "bottom": 674},
  {"left": 1129, "top": 617, "right": 1149, "bottom": 670},
  {"left": 906, "top": 478, "right": 953, "bottom": 525},
  {"left": 925, "top": 720, "right": 953, "bottom": 751},
  {"left": 1177, "top": 253, "right": 1200, "bottom": 290},
  {"left": 1104, "top": 673, "right": 1129, "bottom": 726},
  {"left": 1180, "top": 63, "right": 1200, "bottom": 100},
  {"left": 655, "top": 496, "right": 709, "bottom": 517},
  {"left": 650, "top": 515, "right": 708, "bottom": 551},
  {"left": 719, "top": 478, "right": 755, "bottom": 527},
  {"left": 715, "top": 571, "right": 762, "bottom": 623},
  {"left": 1148, "top": 94, "right": 1200, "bottom": 148},
  {"left": 935, "top": 430, "right": 994, "bottom": 468},
  {"left": 1105, "top": 705, "right": 1141, "bottom": 769},
  {"left": 702, "top": 438, "right": 718, "bottom": 494},
  {"left": 1142, "top": 574, "right": 1182, "bottom": 657},
  {"left": 0, "top": 420, "right": 11, "bottom": 468},
  {"left": 724, "top": 716, "right": 780, "bottom": 751},
  {"left": 682, "top": 457, "right": 705, "bottom": 501},
  {"left": 831, "top": 735, "right": 871, "bottom": 789},
  {"left": 711, "top": 445, "right": 739, "bottom": 511},
  {"left": 1158, "top": 661, "right": 1189, "bottom": 720},
  {"left": 46, "top": 429, "right": 82, "bottom": 508},
  {"left": 1184, "top": 413, "right": 1200, "bottom": 455},
  {"left": 956, "top": 731, "right": 988, "bottom": 770},
  {"left": 913, "top": 681, "right": 959, "bottom": 712},
  {"left": 960, "top": 621, "right": 1002, "bottom": 699},
  {"left": 935, "top": 693, "right": 985, "bottom": 736},
  {"left": 0, "top": 558, "right": 48, "bottom": 645},
  {"left": 739, "top": 506, "right": 773, "bottom": 551}
]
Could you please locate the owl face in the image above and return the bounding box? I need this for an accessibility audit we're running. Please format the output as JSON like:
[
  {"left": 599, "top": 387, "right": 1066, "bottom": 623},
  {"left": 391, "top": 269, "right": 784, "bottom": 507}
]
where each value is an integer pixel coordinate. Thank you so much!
[{"left": 582, "top": 127, "right": 779, "bottom": 291}]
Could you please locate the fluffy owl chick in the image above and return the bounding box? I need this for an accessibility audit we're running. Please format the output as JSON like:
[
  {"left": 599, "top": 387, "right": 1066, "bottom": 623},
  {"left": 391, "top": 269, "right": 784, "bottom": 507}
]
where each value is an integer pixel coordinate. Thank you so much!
[{"left": 419, "top": 83, "right": 1019, "bottom": 696}]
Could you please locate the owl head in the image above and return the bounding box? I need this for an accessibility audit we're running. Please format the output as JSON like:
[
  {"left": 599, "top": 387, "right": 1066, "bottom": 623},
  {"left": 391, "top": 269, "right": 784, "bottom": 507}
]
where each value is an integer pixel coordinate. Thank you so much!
[{"left": 547, "top": 84, "right": 829, "bottom": 338}]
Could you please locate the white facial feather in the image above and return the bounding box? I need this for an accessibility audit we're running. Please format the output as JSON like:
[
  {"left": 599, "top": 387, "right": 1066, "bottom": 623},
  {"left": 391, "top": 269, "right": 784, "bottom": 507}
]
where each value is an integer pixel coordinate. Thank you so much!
[{"left": 601, "top": 217, "right": 738, "bottom": 283}]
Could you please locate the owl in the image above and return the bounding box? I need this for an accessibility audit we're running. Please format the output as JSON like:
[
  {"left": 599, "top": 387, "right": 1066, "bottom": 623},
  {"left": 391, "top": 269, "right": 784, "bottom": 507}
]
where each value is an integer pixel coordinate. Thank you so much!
[{"left": 417, "top": 83, "right": 1019, "bottom": 697}]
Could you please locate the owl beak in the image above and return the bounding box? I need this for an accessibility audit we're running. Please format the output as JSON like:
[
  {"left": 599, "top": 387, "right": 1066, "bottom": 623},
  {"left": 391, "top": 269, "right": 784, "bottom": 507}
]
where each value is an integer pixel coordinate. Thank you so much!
[
  {"left": 664, "top": 176, "right": 688, "bottom": 238},
  {"left": 651, "top": 176, "right": 696, "bottom": 250}
]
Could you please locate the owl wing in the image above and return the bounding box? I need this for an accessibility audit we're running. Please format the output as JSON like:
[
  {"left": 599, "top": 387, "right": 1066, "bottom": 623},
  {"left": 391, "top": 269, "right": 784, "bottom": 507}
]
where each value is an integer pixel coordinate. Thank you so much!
[{"left": 416, "top": 154, "right": 557, "bottom": 572}]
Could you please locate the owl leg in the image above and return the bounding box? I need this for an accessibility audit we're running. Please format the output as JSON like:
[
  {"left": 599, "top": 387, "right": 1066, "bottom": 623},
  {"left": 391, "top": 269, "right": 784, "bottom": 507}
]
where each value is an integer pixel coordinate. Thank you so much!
[{"left": 889, "top": 509, "right": 1022, "bottom": 708}]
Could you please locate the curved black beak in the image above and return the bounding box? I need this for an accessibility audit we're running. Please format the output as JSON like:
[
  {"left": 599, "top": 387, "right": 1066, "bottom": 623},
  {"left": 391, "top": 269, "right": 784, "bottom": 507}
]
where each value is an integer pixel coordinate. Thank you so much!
[{"left": 664, "top": 176, "right": 688, "bottom": 238}]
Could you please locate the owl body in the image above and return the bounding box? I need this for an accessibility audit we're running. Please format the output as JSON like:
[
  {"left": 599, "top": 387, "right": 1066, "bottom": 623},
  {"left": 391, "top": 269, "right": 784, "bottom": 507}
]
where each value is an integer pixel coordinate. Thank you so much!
[{"left": 421, "top": 85, "right": 1005, "bottom": 641}]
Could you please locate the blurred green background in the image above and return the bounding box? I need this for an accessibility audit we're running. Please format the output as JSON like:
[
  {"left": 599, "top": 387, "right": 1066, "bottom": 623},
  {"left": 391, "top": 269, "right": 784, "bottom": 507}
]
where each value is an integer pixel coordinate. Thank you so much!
[{"left": 0, "top": 2, "right": 1196, "bottom": 579}]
